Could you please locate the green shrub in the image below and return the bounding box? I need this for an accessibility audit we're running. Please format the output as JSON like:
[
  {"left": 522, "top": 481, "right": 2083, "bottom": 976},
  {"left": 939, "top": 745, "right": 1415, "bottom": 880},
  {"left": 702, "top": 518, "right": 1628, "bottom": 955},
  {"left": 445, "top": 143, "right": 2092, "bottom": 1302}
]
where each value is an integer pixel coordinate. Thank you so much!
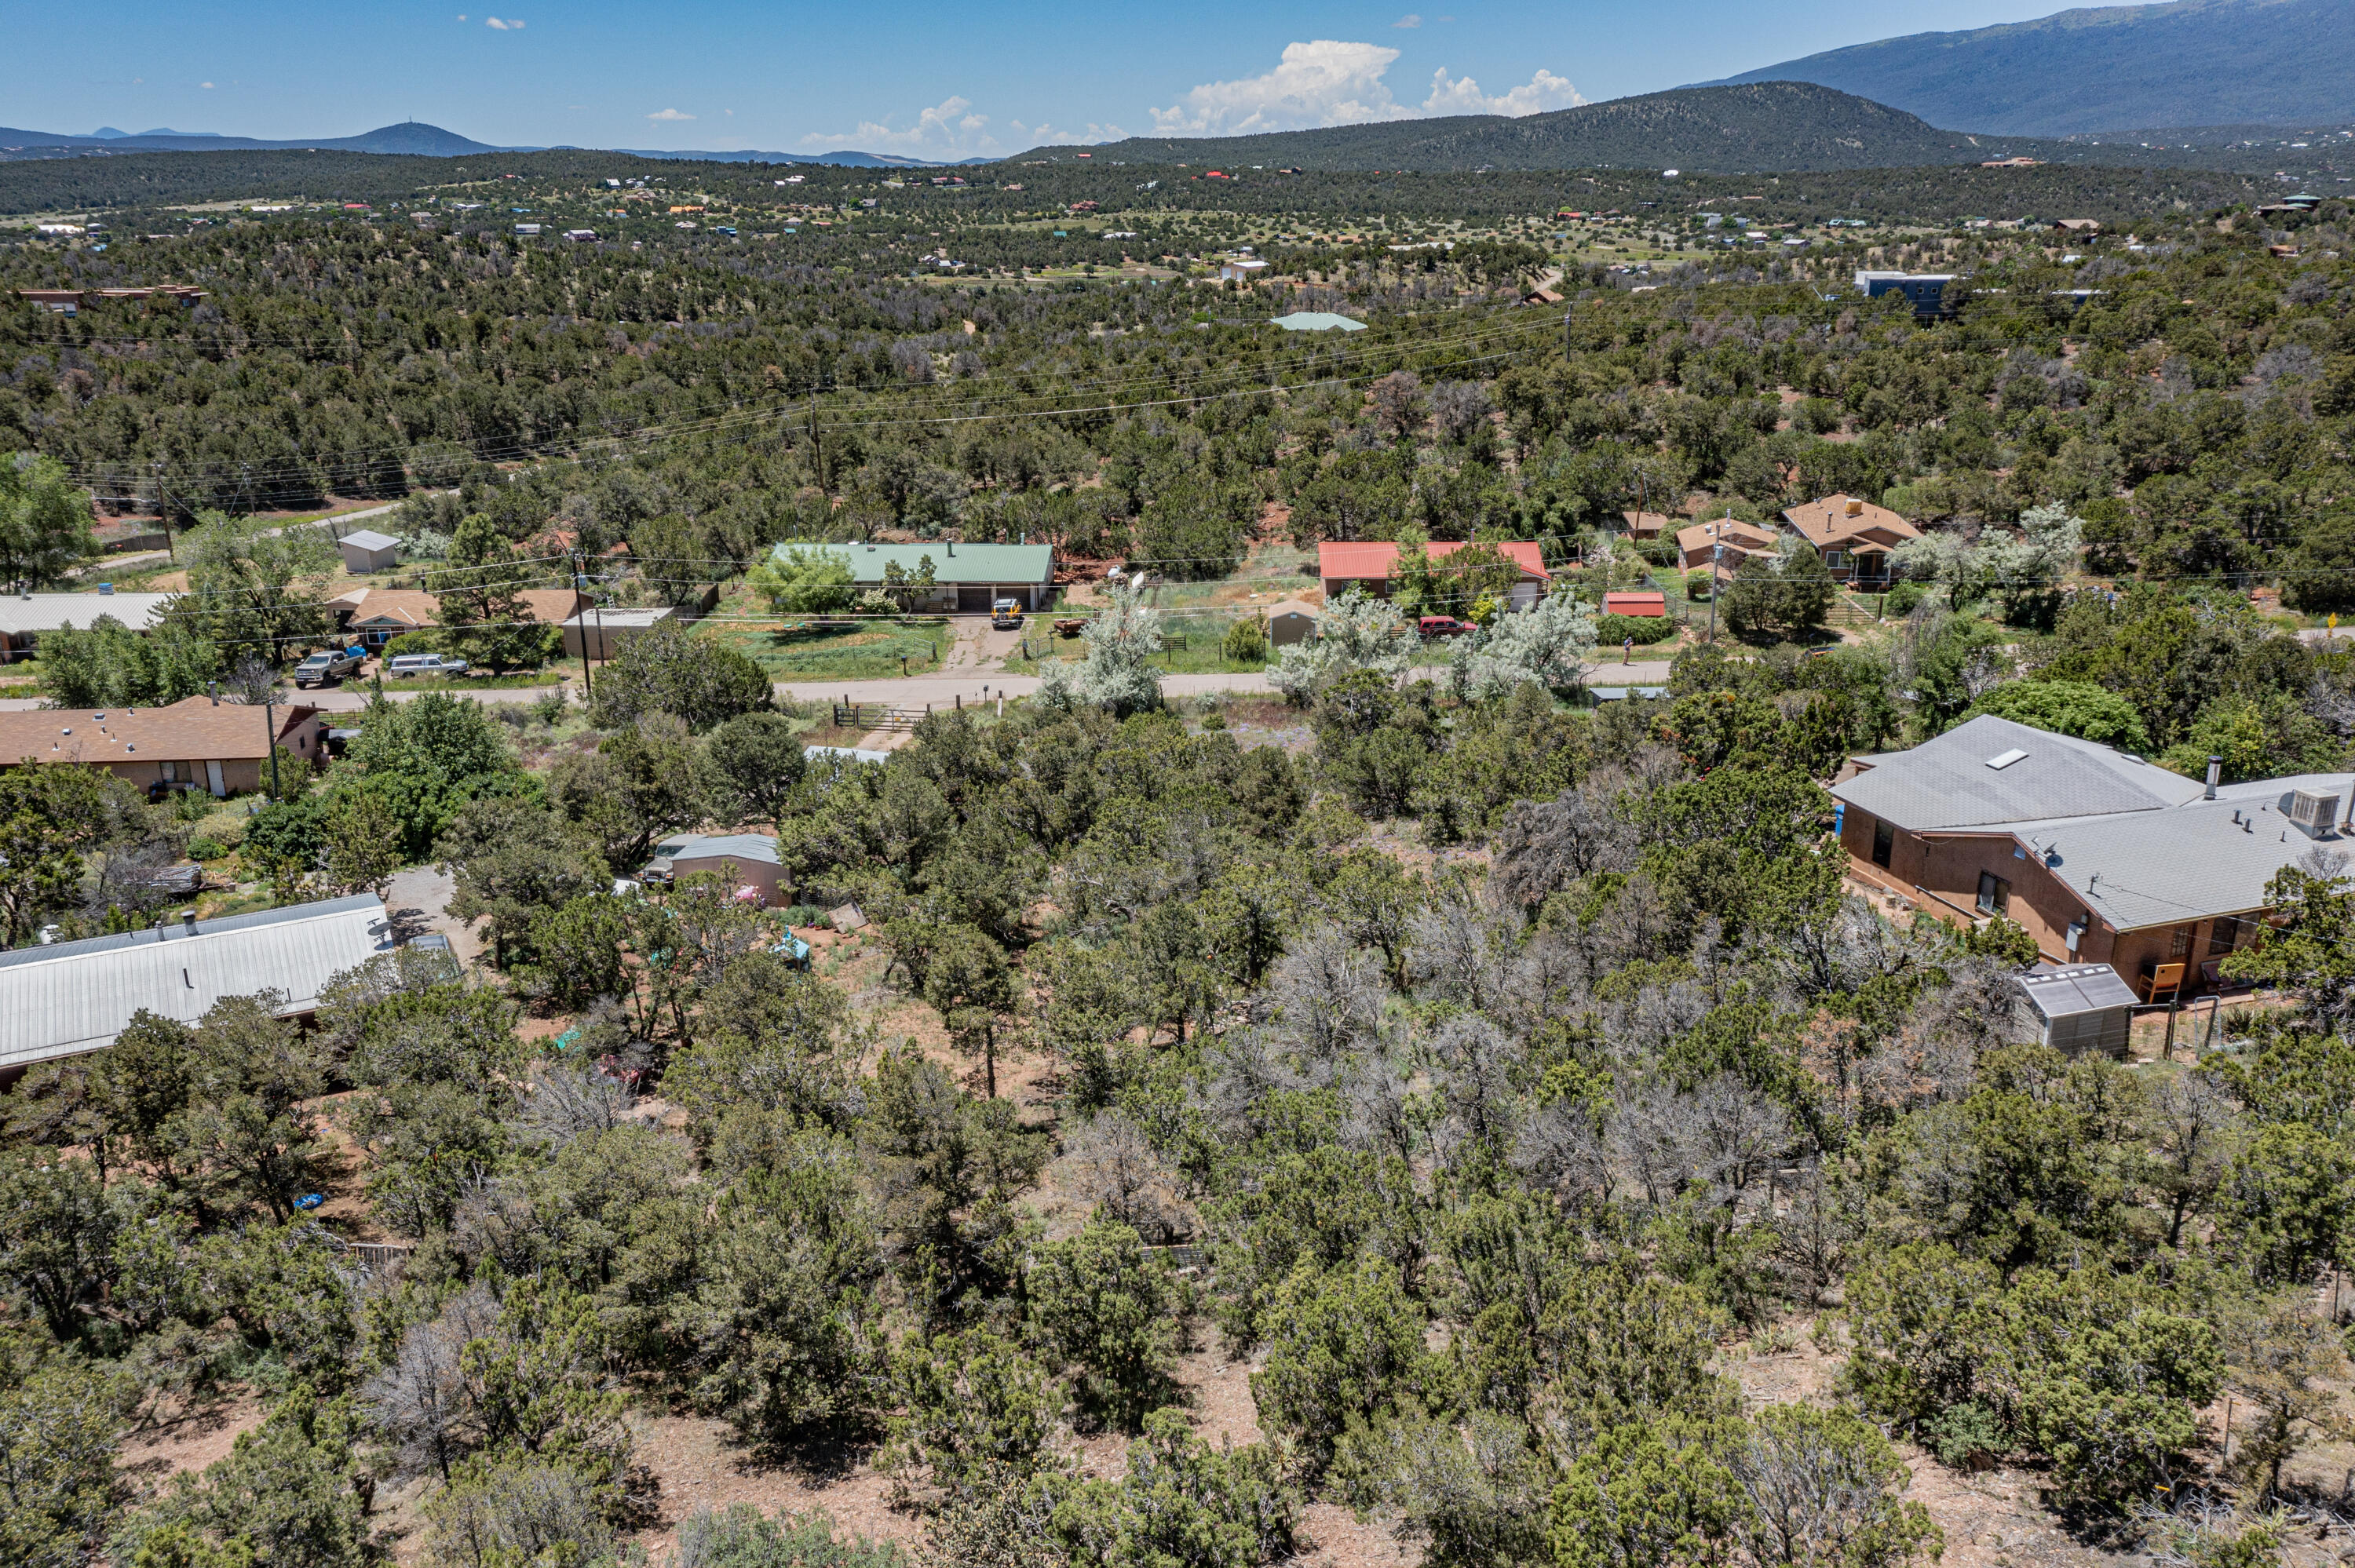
[
  {"left": 1221, "top": 616, "right": 1269, "bottom": 665},
  {"left": 1924, "top": 1401, "right": 2003, "bottom": 1469},
  {"left": 1882, "top": 580, "right": 1927, "bottom": 616},
  {"left": 1596, "top": 614, "right": 1678, "bottom": 647},
  {"left": 186, "top": 836, "right": 227, "bottom": 862},
  {"left": 1685, "top": 569, "right": 1714, "bottom": 601}
]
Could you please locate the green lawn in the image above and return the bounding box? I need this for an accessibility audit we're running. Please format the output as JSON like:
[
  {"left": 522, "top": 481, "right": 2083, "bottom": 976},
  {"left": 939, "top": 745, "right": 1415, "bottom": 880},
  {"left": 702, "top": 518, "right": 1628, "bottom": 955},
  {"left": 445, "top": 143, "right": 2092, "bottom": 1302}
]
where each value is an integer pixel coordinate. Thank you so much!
[{"left": 697, "top": 618, "right": 948, "bottom": 680}]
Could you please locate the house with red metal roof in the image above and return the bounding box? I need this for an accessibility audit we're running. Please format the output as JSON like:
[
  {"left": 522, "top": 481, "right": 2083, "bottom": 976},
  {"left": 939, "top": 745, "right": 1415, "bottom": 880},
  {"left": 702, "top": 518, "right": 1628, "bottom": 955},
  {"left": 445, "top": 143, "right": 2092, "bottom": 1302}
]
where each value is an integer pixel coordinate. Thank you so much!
[{"left": 1316, "top": 541, "right": 1552, "bottom": 611}]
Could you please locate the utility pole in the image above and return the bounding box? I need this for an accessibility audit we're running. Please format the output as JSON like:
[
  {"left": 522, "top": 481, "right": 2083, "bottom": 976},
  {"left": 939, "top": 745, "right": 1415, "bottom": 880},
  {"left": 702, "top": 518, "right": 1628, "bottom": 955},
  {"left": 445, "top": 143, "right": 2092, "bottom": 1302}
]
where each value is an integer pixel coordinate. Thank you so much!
[
  {"left": 1563, "top": 302, "right": 1575, "bottom": 361},
  {"left": 263, "top": 694, "right": 282, "bottom": 801},
  {"left": 572, "top": 552, "right": 595, "bottom": 701},
  {"left": 1706, "top": 542, "right": 1725, "bottom": 642}
]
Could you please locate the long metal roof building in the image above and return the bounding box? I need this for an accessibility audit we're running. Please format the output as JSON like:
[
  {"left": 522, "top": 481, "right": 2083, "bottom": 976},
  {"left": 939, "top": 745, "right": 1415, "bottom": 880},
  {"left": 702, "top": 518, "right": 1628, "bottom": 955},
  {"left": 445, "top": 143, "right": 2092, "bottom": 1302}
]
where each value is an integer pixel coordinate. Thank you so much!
[{"left": 0, "top": 894, "right": 397, "bottom": 1078}]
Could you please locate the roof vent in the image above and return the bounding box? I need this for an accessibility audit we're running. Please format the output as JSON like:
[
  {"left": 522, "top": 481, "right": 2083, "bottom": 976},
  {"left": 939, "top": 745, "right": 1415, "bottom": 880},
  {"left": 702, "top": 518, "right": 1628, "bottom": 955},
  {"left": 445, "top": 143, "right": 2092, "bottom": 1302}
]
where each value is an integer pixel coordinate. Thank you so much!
[{"left": 1985, "top": 748, "right": 2028, "bottom": 770}]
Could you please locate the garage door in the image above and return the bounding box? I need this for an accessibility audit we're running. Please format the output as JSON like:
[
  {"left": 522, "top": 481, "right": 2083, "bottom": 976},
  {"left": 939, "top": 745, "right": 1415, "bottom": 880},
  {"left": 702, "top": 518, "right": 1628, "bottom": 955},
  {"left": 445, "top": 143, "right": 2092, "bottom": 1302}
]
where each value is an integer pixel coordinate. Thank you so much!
[{"left": 956, "top": 585, "right": 991, "bottom": 614}]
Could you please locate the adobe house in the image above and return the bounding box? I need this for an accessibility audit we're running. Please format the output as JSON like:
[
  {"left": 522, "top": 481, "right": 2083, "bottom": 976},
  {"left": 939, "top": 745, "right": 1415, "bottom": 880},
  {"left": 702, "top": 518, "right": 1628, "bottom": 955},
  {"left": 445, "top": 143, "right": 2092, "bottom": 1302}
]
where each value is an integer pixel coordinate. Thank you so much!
[
  {"left": 1316, "top": 541, "right": 1553, "bottom": 611},
  {"left": 0, "top": 694, "right": 327, "bottom": 797},
  {"left": 640, "top": 832, "right": 784, "bottom": 903},
  {"left": 327, "top": 586, "right": 585, "bottom": 649},
  {"left": 1780, "top": 494, "right": 1919, "bottom": 585},
  {"left": 1674, "top": 519, "right": 1778, "bottom": 589},
  {"left": 1832, "top": 714, "right": 2349, "bottom": 998}
]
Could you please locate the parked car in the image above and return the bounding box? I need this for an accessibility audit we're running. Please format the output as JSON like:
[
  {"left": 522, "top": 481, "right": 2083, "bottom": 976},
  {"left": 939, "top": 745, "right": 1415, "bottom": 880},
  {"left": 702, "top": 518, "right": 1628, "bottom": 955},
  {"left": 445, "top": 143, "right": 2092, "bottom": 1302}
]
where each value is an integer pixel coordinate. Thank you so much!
[
  {"left": 1417, "top": 615, "right": 1475, "bottom": 639},
  {"left": 293, "top": 646, "right": 368, "bottom": 687},
  {"left": 991, "top": 598, "right": 1024, "bottom": 629},
  {"left": 386, "top": 653, "right": 469, "bottom": 678}
]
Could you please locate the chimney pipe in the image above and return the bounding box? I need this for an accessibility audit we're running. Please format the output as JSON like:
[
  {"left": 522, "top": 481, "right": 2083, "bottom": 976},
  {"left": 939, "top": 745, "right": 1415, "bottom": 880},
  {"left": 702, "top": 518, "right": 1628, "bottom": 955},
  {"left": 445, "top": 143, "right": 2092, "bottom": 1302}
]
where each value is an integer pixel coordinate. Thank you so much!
[
  {"left": 179, "top": 910, "right": 196, "bottom": 934},
  {"left": 2204, "top": 756, "right": 2221, "bottom": 800},
  {"left": 209, "top": 682, "right": 218, "bottom": 706}
]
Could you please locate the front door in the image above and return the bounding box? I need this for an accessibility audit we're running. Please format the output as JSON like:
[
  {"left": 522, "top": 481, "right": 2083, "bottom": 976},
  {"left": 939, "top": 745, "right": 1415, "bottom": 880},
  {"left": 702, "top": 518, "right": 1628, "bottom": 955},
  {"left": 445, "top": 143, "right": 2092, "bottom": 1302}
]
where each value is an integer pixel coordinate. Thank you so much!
[{"left": 205, "top": 760, "right": 225, "bottom": 797}]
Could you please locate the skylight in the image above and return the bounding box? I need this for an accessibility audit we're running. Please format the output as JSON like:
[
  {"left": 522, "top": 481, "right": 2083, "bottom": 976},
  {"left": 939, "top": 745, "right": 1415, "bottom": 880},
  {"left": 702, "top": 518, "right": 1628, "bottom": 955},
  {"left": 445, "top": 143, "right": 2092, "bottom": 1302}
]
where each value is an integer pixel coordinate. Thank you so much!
[{"left": 1985, "top": 749, "right": 2029, "bottom": 770}]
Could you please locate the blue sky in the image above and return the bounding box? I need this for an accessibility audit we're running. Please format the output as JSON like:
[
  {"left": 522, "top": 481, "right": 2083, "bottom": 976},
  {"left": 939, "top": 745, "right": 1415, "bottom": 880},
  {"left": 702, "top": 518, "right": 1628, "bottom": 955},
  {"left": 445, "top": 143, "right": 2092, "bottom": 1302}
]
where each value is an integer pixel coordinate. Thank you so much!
[{"left": 7, "top": 0, "right": 2109, "bottom": 155}]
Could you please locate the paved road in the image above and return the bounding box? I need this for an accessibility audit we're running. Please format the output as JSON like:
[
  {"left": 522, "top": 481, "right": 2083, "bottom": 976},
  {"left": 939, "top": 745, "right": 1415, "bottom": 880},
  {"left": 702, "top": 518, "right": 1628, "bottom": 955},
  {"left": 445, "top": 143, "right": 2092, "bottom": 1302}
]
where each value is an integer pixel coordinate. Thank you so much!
[
  {"left": 0, "top": 682, "right": 570, "bottom": 714},
  {"left": 776, "top": 670, "right": 1280, "bottom": 708},
  {"left": 0, "top": 658, "right": 1667, "bottom": 718}
]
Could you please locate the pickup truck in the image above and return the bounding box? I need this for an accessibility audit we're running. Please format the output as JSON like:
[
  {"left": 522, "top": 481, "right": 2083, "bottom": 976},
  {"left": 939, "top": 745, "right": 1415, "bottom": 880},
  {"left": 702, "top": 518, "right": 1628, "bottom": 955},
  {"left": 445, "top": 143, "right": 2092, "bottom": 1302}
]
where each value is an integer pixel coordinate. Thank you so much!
[
  {"left": 294, "top": 646, "right": 368, "bottom": 687},
  {"left": 991, "top": 598, "right": 1024, "bottom": 630}
]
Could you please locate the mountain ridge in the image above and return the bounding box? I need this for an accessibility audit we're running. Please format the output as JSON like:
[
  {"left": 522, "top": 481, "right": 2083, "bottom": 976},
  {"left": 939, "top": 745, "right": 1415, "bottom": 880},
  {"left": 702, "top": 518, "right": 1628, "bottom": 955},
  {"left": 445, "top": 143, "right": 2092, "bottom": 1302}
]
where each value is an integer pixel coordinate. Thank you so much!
[
  {"left": 0, "top": 121, "right": 942, "bottom": 168},
  {"left": 1006, "top": 82, "right": 2352, "bottom": 177},
  {"left": 1703, "top": 0, "right": 2355, "bottom": 135}
]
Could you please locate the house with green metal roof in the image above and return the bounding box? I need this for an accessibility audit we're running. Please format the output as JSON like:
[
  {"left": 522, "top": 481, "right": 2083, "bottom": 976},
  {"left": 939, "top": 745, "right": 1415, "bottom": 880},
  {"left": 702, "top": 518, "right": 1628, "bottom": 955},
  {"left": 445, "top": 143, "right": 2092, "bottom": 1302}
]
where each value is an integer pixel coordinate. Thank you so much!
[{"left": 771, "top": 541, "right": 1057, "bottom": 613}]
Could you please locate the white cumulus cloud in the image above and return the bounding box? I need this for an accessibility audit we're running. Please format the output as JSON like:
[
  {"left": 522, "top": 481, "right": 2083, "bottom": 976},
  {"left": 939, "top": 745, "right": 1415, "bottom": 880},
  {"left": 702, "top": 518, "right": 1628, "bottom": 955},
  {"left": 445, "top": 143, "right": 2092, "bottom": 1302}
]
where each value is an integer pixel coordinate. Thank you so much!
[
  {"left": 200, "top": 82, "right": 215, "bottom": 89},
  {"left": 1152, "top": 41, "right": 1408, "bottom": 135},
  {"left": 485, "top": 15, "right": 523, "bottom": 27},
  {"left": 646, "top": 108, "right": 696, "bottom": 122},
  {"left": 1422, "top": 67, "right": 1581, "bottom": 116},
  {"left": 1394, "top": 13, "right": 1422, "bottom": 26},
  {"left": 800, "top": 95, "right": 998, "bottom": 155},
  {"left": 1014, "top": 119, "right": 1130, "bottom": 145},
  {"left": 1152, "top": 40, "right": 1577, "bottom": 136}
]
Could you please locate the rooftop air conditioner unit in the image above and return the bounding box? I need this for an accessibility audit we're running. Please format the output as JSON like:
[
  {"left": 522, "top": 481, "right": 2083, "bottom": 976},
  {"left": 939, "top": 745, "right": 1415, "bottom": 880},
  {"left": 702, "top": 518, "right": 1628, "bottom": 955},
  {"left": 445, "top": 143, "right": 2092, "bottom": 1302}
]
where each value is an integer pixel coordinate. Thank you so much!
[{"left": 2287, "top": 787, "right": 2341, "bottom": 837}]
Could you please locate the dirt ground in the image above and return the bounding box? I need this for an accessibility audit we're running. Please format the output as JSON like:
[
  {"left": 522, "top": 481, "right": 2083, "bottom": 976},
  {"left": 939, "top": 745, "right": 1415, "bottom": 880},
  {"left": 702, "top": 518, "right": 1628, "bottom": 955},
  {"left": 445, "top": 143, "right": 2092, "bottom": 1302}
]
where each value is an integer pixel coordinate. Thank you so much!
[
  {"left": 1725, "top": 1326, "right": 2136, "bottom": 1568},
  {"left": 597, "top": 1326, "right": 1414, "bottom": 1567},
  {"left": 117, "top": 1392, "right": 268, "bottom": 1489}
]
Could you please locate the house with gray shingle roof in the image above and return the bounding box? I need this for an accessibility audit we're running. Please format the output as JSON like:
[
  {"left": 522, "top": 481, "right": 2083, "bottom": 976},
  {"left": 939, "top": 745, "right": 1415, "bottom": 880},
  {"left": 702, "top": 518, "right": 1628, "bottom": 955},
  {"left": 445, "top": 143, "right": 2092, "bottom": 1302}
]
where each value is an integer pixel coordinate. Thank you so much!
[{"left": 1833, "top": 713, "right": 2349, "bottom": 998}]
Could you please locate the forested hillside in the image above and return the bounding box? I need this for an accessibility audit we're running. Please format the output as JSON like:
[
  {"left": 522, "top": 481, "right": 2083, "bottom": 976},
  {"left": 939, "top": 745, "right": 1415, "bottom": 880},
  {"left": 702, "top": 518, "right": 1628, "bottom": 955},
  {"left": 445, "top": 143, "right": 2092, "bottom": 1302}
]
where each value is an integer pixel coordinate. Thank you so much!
[
  {"left": 1019, "top": 82, "right": 2355, "bottom": 177},
  {"left": 1711, "top": 0, "right": 2355, "bottom": 136},
  {"left": 8, "top": 158, "right": 2355, "bottom": 1568}
]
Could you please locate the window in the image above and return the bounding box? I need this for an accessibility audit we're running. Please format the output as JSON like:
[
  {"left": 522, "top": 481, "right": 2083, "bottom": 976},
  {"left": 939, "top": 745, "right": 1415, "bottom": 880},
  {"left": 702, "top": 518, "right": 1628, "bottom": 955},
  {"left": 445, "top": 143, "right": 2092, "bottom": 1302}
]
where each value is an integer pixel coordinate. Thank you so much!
[
  {"left": 2171, "top": 925, "right": 2193, "bottom": 958},
  {"left": 1871, "top": 819, "right": 1893, "bottom": 869},
  {"left": 1977, "top": 872, "right": 2010, "bottom": 915},
  {"left": 2205, "top": 921, "right": 2236, "bottom": 959}
]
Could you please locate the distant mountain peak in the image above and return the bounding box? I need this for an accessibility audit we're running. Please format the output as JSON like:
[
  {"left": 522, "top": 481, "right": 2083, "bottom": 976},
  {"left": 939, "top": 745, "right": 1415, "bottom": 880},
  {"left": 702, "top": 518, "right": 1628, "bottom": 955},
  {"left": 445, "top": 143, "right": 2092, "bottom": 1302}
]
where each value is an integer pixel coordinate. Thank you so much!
[{"left": 1705, "top": 0, "right": 2355, "bottom": 135}]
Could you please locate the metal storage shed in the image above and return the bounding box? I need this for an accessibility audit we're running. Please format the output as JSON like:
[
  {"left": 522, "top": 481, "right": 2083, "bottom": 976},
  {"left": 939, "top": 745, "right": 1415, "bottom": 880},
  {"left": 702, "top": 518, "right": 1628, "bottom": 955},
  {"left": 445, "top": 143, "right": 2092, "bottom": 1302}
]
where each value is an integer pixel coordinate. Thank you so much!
[
  {"left": 336, "top": 530, "right": 402, "bottom": 574},
  {"left": 2015, "top": 963, "right": 2139, "bottom": 1059}
]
